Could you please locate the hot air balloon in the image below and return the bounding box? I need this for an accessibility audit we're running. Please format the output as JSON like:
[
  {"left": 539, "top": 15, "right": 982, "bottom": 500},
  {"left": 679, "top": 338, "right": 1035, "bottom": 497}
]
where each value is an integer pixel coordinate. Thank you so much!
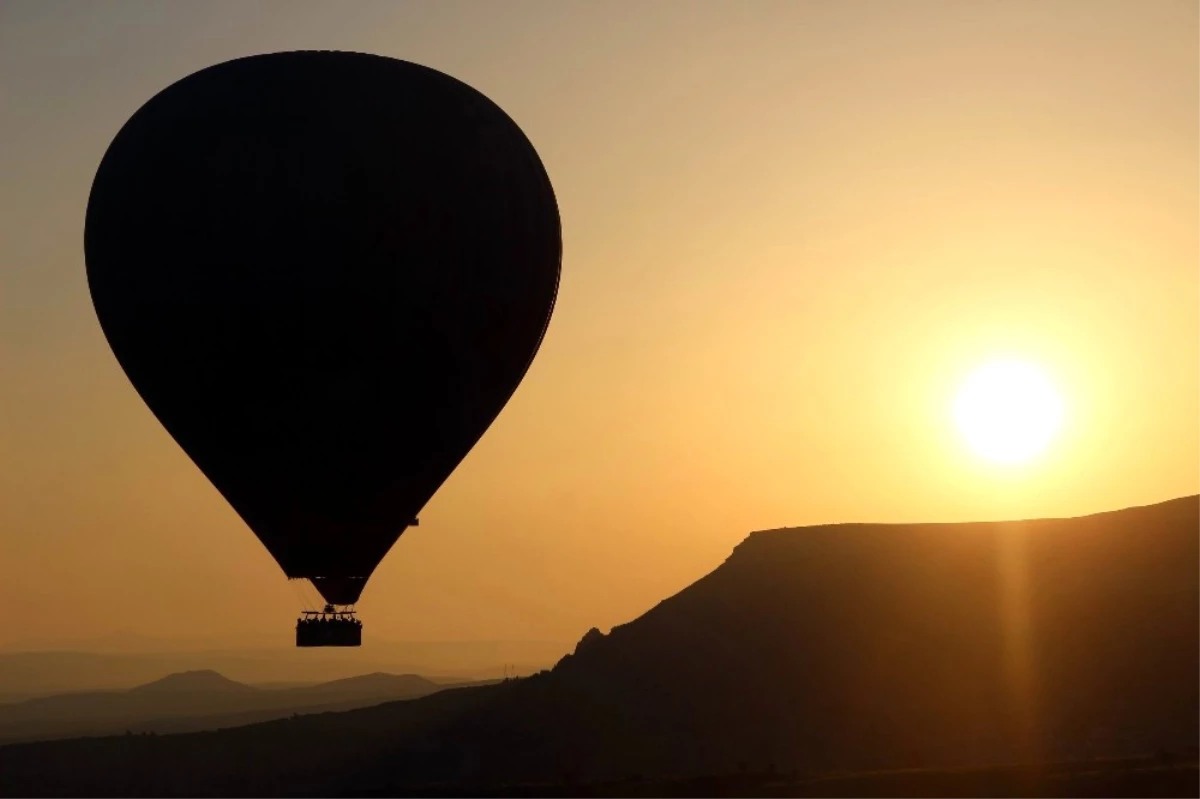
[{"left": 84, "top": 52, "right": 561, "bottom": 646}]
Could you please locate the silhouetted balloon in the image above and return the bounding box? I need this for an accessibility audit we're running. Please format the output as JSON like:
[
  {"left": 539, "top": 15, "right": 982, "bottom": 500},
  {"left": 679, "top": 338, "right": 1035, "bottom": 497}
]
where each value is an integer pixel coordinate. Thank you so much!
[{"left": 85, "top": 52, "right": 561, "bottom": 606}]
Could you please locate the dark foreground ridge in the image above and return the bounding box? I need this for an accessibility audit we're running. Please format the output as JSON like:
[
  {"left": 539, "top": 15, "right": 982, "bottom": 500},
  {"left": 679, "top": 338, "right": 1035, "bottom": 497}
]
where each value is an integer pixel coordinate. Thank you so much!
[
  {"left": 1, "top": 497, "right": 1195, "bottom": 797},
  {"left": 353, "top": 754, "right": 1198, "bottom": 798}
]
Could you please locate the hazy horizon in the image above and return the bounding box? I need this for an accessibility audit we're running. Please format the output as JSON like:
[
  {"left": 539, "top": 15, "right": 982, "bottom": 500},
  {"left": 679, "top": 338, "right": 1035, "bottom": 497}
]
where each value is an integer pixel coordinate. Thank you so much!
[{"left": 1, "top": 0, "right": 1195, "bottom": 651}]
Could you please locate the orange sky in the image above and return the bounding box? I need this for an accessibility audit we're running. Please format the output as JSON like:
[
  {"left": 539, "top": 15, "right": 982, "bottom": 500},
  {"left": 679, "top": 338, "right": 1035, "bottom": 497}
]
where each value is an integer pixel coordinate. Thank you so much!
[{"left": 0, "top": 0, "right": 1196, "bottom": 650}]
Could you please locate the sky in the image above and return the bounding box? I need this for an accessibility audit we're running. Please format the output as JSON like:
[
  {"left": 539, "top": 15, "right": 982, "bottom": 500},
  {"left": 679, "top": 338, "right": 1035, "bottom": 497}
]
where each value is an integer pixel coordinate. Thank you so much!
[{"left": 0, "top": 0, "right": 1196, "bottom": 651}]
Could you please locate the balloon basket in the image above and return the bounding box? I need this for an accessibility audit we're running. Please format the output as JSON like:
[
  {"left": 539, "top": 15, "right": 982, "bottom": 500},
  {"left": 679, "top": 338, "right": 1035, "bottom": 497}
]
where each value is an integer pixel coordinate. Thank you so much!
[{"left": 296, "top": 608, "right": 361, "bottom": 647}]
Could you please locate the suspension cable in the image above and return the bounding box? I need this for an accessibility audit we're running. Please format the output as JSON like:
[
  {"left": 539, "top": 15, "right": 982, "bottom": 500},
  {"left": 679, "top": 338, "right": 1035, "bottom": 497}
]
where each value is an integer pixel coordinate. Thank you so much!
[{"left": 288, "top": 578, "right": 311, "bottom": 613}]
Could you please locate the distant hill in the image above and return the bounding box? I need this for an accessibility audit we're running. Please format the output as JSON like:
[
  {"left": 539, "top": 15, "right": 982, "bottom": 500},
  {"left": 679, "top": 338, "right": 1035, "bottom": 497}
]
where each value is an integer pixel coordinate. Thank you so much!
[
  {"left": 293, "top": 672, "right": 441, "bottom": 699},
  {"left": 0, "top": 670, "right": 448, "bottom": 744},
  {"left": 127, "top": 670, "right": 256, "bottom": 695},
  {"left": 0, "top": 496, "right": 1195, "bottom": 797},
  {"left": 0, "top": 640, "right": 566, "bottom": 698}
]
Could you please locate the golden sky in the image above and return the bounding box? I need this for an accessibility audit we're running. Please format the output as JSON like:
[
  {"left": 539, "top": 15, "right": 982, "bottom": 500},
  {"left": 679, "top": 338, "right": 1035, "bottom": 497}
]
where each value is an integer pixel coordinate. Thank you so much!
[{"left": 0, "top": 0, "right": 1195, "bottom": 650}]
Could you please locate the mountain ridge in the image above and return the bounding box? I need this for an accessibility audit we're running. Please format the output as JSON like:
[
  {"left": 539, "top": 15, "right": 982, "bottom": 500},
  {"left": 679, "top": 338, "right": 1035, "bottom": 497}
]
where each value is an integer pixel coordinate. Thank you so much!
[
  {"left": 0, "top": 495, "right": 1195, "bottom": 796},
  {"left": 0, "top": 669, "right": 455, "bottom": 745},
  {"left": 128, "top": 669, "right": 256, "bottom": 694}
]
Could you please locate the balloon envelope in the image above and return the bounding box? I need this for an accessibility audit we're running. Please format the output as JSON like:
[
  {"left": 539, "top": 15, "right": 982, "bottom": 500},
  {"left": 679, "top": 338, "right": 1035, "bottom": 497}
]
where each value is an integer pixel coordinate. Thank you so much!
[{"left": 85, "top": 52, "right": 561, "bottom": 605}]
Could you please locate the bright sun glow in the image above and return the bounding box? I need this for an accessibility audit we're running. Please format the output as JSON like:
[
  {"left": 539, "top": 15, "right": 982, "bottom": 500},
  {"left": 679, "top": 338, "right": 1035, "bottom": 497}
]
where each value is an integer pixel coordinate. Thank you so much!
[{"left": 953, "top": 360, "right": 1065, "bottom": 465}]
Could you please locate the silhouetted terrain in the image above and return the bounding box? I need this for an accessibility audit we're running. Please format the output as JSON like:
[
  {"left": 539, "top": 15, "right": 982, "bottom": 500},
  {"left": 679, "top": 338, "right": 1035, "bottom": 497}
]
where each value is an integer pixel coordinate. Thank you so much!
[
  {"left": 0, "top": 670, "right": 450, "bottom": 744},
  {"left": 354, "top": 754, "right": 1199, "bottom": 797},
  {"left": 0, "top": 639, "right": 568, "bottom": 697},
  {"left": 1, "top": 497, "right": 1195, "bottom": 797}
]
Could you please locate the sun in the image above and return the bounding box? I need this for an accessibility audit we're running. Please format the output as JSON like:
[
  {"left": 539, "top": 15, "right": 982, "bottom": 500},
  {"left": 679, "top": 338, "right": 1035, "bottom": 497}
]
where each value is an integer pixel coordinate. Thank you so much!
[{"left": 953, "top": 360, "right": 1065, "bottom": 465}]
